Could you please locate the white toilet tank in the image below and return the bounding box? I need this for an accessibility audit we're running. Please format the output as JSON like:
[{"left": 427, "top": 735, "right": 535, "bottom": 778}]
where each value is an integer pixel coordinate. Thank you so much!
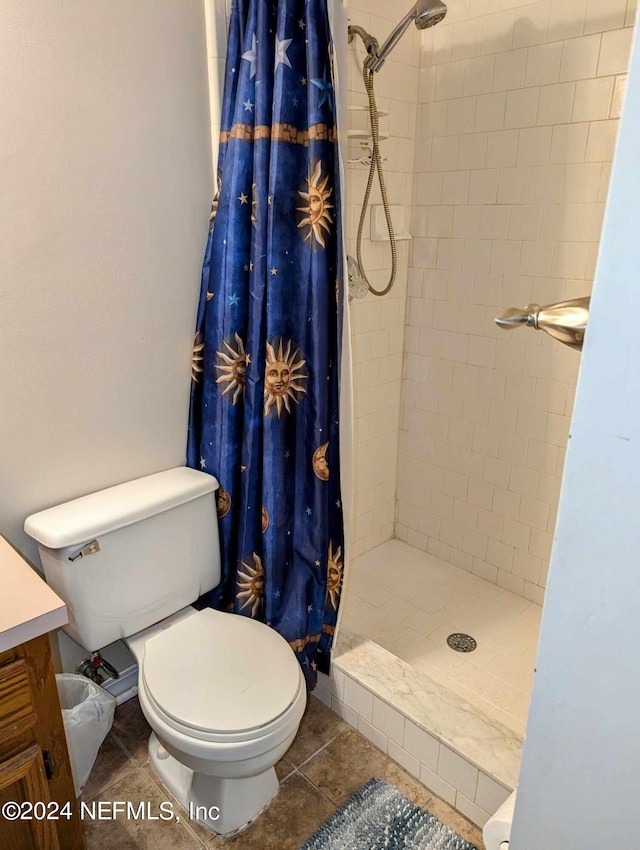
[{"left": 24, "top": 467, "right": 220, "bottom": 651}]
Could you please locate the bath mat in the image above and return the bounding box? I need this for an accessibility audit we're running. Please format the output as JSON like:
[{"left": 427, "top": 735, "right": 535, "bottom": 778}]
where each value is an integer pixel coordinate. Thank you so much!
[{"left": 300, "top": 778, "right": 478, "bottom": 850}]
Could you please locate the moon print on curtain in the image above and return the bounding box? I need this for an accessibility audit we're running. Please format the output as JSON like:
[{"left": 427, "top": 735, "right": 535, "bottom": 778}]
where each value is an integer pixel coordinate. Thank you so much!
[{"left": 187, "top": 0, "right": 345, "bottom": 688}]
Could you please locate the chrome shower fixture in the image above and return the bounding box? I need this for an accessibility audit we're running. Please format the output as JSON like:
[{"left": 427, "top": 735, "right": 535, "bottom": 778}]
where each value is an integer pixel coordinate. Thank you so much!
[
  {"left": 496, "top": 297, "right": 590, "bottom": 351},
  {"left": 347, "top": 0, "right": 447, "bottom": 298},
  {"left": 348, "top": 0, "right": 448, "bottom": 73},
  {"left": 347, "top": 24, "right": 380, "bottom": 63}
]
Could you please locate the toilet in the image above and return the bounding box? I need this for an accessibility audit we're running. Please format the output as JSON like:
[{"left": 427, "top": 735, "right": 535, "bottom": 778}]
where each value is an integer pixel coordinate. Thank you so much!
[{"left": 24, "top": 467, "right": 307, "bottom": 836}]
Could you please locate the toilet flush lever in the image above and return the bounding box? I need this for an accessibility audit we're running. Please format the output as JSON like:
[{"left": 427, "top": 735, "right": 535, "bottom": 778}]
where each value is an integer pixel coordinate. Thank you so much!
[{"left": 69, "top": 540, "right": 100, "bottom": 562}]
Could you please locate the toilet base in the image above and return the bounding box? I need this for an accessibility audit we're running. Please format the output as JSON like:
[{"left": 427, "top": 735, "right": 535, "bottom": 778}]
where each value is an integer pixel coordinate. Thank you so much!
[{"left": 148, "top": 732, "right": 279, "bottom": 836}]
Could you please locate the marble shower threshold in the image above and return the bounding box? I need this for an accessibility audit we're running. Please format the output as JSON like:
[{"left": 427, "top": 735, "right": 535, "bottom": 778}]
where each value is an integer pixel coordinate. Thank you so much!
[{"left": 325, "top": 627, "right": 522, "bottom": 801}]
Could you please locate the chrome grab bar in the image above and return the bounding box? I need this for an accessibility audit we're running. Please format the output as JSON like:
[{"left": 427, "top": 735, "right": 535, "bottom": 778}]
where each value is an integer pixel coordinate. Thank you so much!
[{"left": 495, "top": 297, "right": 590, "bottom": 351}]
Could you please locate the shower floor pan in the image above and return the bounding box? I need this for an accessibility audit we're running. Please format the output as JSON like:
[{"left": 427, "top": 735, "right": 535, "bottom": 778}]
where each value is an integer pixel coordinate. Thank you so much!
[{"left": 317, "top": 540, "right": 542, "bottom": 826}]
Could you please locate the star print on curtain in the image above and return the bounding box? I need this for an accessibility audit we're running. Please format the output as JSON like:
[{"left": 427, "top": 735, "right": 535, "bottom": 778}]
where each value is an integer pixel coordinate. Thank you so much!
[{"left": 187, "top": 0, "right": 344, "bottom": 689}]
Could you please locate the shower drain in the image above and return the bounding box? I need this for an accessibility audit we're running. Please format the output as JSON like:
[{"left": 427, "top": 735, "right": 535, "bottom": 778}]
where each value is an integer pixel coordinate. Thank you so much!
[{"left": 447, "top": 633, "right": 477, "bottom": 653}]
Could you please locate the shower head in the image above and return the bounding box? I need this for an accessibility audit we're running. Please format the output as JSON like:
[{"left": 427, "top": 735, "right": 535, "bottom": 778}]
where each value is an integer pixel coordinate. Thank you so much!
[
  {"left": 364, "top": 0, "right": 447, "bottom": 72},
  {"left": 415, "top": 0, "right": 448, "bottom": 29}
]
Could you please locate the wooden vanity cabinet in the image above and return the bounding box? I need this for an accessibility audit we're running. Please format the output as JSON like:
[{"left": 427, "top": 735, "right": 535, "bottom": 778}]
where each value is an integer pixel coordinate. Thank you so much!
[{"left": 0, "top": 634, "right": 84, "bottom": 850}]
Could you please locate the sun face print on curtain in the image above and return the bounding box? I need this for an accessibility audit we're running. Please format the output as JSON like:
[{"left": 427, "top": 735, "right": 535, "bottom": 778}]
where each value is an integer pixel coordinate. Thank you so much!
[{"left": 187, "top": 0, "right": 344, "bottom": 688}]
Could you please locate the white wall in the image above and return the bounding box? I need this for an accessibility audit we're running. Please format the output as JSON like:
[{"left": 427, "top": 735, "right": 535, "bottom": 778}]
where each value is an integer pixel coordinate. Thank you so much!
[
  {"left": 396, "top": 0, "right": 635, "bottom": 602},
  {"left": 512, "top": 13, "right": 640, "bottom": 845},
  {"left": 0, "top": 1, "right": 213, "bottom": 563},
  {"left": 204, "top": 0, "right": 230, "bottom": 178}
]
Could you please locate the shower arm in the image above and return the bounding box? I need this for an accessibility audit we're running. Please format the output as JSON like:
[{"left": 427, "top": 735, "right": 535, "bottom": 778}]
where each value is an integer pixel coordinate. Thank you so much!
[
  {"left": 347, "top": 25, "right": 380, "bottom": 61},
  {"left": 348, "top": 15, "right": 415, "bottom": 74}
]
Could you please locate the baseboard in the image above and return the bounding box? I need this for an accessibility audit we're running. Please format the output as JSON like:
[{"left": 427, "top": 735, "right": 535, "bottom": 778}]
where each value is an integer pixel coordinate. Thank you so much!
[{"left": 100, "top": 663, "right": 138, "bottom": 705}]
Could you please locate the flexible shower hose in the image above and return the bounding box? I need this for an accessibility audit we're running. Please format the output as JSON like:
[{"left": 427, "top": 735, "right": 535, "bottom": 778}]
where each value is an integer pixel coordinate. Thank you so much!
[{"left": 356, "top": 66, "right": 398, "bottom": 297}]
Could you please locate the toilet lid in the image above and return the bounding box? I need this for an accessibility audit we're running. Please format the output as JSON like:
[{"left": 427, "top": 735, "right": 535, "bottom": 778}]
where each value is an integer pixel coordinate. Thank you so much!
[{"left": 142, "top": 608, "right": 302, "bottom": 735}]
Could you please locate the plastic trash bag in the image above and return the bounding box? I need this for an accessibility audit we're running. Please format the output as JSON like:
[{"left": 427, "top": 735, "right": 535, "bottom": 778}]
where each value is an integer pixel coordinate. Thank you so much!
[{"left": 56, "top": 673, "right": 116, "bottom": 795}]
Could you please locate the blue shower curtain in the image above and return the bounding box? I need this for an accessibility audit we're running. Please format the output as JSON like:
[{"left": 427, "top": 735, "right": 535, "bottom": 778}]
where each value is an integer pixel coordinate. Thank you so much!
[{"left": 187, "top": 0, "right": 344, "bottom": 688}]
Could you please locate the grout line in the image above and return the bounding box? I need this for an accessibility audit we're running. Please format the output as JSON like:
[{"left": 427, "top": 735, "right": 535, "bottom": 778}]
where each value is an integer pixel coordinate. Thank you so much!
[
  {"left": 292, "top": 766, "right": 342, "bottom": 808},
  {"left": 139, "top": 759, "right": 208, "bottom": 847},
  {"left": 292, "top": 727, "right": 352, "bottom": 772},
  {"left": 109, "top": 727, "right": 147, "bottom": 766},
  {"left": 278, "top": 763, "right": 296, "bottom": 783},
  {"left": 301, "top": 705, "right": 484, "bottom": 841},
  {"left": 83, "top": 762, "right": 140, "bottom": 803},
  {"left": 82, "top": 734, "right": 139, "bottom": 802},
  {"left": 103, "top": 722, "right": 207, "bottom": 845}
]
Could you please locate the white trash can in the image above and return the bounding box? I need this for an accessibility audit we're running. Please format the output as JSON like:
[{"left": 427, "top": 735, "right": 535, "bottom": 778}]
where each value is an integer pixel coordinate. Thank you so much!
[{"left": 56, "top": 674, "right": 116, "bottom": 796}]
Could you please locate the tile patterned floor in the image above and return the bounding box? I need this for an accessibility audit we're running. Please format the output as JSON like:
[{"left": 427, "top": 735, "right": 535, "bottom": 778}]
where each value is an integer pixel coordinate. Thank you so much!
[
  {"left": 83, "top": 695, "right": 485, "bottom": 849},
  {"left": 343, "top": 540, "right": 543, "bottom": 734}
]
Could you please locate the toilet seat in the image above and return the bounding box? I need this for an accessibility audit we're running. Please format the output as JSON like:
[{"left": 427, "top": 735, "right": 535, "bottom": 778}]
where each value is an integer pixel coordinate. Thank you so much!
[{"left": 141, "top": 608, "right": 303, "bottom": 744}]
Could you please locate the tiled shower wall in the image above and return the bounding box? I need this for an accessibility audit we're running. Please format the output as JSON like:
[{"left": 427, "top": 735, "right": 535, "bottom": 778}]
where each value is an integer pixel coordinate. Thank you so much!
[
  {"left": 346, "top": 0, "right": 420, "bottom": 558},
  {"left": 395, "top": 0, "right": 635, "bottom": 603}
]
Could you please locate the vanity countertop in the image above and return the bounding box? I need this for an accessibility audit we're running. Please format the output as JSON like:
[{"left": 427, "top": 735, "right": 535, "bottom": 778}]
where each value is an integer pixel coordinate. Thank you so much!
[{"left": 0, "top": 534, "right": 67, "bottom": 653}]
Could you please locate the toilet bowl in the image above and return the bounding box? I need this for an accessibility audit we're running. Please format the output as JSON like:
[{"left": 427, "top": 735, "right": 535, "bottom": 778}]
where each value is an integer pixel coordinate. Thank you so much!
[
  {"left": 127, "top": 607, "right": 307, "bottom": 835},
  {"left": 23, "top": 467, "right": 308, "bottom": 836}
]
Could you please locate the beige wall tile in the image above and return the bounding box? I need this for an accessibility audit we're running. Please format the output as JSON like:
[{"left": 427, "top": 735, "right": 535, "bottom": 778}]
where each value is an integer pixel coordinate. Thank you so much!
[
  {"left": 349, "top": 0, "right": 632, "bottom": 597},
  {"left": 598, "top": 27, "right": 634, "bottom": 76}
]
